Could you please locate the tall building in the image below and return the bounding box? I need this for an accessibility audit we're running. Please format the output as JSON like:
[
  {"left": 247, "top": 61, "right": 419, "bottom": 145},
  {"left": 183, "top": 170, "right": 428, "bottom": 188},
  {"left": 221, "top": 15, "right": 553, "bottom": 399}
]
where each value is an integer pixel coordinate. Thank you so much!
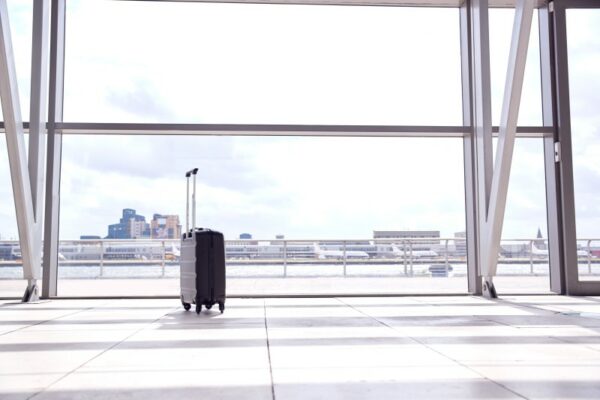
[
  {"left": 129, "top": 219, "right": 150, "bottom": 239},
  {"left": 107, "top": 209, "right": 150, "bottom": 239},
  {"left": 150, "top": 214, "right": 182, "bottom": 239}
]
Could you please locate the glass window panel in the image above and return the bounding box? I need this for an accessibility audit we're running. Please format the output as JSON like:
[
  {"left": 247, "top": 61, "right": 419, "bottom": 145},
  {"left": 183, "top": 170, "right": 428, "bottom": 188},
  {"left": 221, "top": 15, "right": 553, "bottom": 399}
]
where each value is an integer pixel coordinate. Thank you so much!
[
  {"left": 494, "top": 138, "right": 550, "bottom": 293},
  {"left": 58, "top": 135, "right": 467, "bottom": 296},
  {"left": 0, "top": 138, "right": 27, "bottom": 297},
  {"left": 489, "top": 9, "right": 542, "bottom": 126},
  {"left": 566, "top": 9, "right": 600, "bottom": 282},
  {"left": 64, "top": 2, "right": 462, "bottom": 125},
  {"left": 1, "top": 0, "right": 37, "bottom": 296},
  {"left": 0, "top": 0, "right": 33, "bottom": 121}
]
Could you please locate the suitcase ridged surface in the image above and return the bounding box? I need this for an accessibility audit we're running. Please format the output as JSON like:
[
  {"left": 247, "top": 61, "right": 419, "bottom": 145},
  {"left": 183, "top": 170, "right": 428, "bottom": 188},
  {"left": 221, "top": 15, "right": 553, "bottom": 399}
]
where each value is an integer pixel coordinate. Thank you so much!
[{"left": 180, "top": 235, "right": 198, "bottom": 305}]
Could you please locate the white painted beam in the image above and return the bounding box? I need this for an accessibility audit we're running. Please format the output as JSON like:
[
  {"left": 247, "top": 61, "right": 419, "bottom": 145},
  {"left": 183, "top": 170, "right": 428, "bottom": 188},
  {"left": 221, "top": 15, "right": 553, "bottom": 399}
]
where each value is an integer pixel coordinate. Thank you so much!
[
  {"left": 0, "top": 1, "right": 37, "bottom": 281},
  {"left": 481, "top": 0, "right": 535, "bottom": 279},
  {"left": 29, "top": 1, "right": 50, "bottom": 224}
]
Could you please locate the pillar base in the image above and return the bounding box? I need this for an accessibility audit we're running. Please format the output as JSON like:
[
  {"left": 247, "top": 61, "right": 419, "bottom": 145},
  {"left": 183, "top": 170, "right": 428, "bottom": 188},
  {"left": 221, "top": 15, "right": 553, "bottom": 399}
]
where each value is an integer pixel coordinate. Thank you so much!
[
  {"left": 482, "top": 278, "right": 498, "bottom": 299},
  {"left": 22, "top": 279, "right": 40, "bottom": 303}
]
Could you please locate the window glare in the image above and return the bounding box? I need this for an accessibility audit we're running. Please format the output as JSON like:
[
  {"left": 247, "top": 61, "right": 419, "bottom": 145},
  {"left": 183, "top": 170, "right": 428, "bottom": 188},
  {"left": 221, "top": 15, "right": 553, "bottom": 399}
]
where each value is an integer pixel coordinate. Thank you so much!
[{"left": 64, "top": 2, "right": 462, "bottom": 125}]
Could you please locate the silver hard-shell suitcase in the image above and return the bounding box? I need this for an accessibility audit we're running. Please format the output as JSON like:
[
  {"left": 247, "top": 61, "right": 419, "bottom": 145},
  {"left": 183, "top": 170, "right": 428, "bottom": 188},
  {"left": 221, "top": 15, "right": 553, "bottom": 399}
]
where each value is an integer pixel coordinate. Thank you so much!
[{"left": 180, "top": 168, "right": 226, "bottom": 314}]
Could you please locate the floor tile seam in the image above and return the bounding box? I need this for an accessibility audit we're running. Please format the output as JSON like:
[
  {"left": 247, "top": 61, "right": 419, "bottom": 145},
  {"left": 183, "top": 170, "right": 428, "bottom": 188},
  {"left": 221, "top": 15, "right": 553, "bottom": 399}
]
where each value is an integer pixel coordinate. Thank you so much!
[
  {"left": 546, "top": 334, "right": 600, "bottom": 355},
  {"left": 335, "top": 297, "right": 531, "bottom": 400},
  {"left": 263, "top": 300, "right": 276, "bottom": 400},
  {"left": 486, "top": 299, "right": 600, "bottom": 344},
  {"left": 475, "top": 314, "right": 600, "bottom": 351},
  {"left": 61, "top": 366, "right": 271, "bottom": 374},
  {"left": 495, "top": 298, "right": 575, "bottom": 317},
  {"left": 0, "top": 301, "right": 114, "bottom": 338},
  {"left": 25, "top": 305, "right": 180, "bottom": 400},
  {"left": 410, "top": 295, "right": 487, "bottom": 306}
]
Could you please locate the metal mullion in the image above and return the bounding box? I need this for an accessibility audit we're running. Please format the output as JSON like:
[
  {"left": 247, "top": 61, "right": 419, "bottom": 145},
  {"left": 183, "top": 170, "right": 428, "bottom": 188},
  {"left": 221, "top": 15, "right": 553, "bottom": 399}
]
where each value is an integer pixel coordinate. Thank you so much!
[
  {"left": 42, "top": 0, "right": 66, "bottom": 299},
  {"left": 28, "top": 0, "right": 51, "bottom": 301},
  {"left": 467, "top": 0, "right": 494, "bottom": 296},
  {"left": 105, "top": 0, "right": 545, "bottom": 8},
  {"left": 551, "top": 0, "right": 580, "bottom": 295},
  {"left": 460, "top": 0, "right": 482, "bottom": 294},
  {"left": 539, "top": 3, "right": 564, "bottom": 294},
  {"left": 549, "top": 0, "right": 600, "bottom": 8},
  {"left": 0, "top": 123, "right": 552, "bottom": 137},
  {"left": 53, "top": 123, "right": 468, "bottom": 137}
]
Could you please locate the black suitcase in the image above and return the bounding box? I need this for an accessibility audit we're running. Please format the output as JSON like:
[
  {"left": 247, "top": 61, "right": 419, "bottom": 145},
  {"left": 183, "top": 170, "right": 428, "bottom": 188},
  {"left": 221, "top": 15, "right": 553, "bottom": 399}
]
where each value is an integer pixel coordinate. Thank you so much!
[{"left": 180, "top": 168, "right": 226, "bottom": 314}]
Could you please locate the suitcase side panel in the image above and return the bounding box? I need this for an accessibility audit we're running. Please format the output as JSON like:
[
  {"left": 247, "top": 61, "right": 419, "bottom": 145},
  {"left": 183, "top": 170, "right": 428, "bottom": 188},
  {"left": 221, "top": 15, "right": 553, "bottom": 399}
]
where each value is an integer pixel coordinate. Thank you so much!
[
  {"left": 180, "top": 235, "right": 197, "bottom": 304},
  {"left": 194, "top": 230, "right": 226, "bottom": 305},
  {"left": 212, "top": 232, "right": 226, "bottom": 302},
  {"left": 195, "top": 231, "right": 209, "bottom": 304}
]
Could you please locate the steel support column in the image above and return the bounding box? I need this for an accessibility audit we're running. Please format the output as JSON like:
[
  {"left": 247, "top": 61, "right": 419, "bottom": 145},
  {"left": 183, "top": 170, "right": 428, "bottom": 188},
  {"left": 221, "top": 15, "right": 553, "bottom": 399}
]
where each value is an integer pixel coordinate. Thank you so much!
[
  {"left": 463, "top": 0, "right": 493, "bottom": 295},
  {"left": 460, "top": 0, "right": 482, "bottom": 295},
  {"left": 28, "top": 0, "right": 51, "bottom": 301},
  {"left": 41, "top": 0, "right": 66, "bottom": 299},
  {"left": 0, "top": 0, "right": 39, "bottom": 301}
]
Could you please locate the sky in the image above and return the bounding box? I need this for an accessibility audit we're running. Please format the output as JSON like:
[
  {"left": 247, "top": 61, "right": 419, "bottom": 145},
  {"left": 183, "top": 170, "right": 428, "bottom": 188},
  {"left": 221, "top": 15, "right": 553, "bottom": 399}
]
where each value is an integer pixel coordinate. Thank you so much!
[{"left": 1, "top": 1, "right": 598, "bottom": 241}]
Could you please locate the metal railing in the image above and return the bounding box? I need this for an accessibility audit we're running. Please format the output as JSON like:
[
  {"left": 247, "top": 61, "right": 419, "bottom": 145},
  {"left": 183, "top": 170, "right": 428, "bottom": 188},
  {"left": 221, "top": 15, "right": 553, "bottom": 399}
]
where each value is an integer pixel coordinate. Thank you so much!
[{"left": 0, "top": 238, "right": 598, "bottom": 279}]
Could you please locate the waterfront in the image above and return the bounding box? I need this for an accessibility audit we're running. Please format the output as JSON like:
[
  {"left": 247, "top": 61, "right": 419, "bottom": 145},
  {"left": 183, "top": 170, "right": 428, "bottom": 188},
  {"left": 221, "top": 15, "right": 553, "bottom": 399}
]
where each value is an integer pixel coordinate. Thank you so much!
[
  {"left": 0, "top": 262, "right": 564, "bottom": 280},
  {"left": 2, "top": 261, "right": 600, "bottom": 298}
]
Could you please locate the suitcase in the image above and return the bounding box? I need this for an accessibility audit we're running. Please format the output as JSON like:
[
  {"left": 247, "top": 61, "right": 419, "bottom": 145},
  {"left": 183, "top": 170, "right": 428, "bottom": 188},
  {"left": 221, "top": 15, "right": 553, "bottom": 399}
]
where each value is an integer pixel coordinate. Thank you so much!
[{"left": 180, "top": 168, "right": 226, "bottom": 314}]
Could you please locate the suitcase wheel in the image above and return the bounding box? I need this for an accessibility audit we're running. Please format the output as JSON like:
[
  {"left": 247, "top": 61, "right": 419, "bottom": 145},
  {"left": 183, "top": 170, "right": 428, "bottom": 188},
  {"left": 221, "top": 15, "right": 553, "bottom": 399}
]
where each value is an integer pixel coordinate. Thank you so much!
[
  {"left": 219, "top": 302, "right": 225, "bottom": 314},
  {"left": 196, "top": 304, "right": 202, "bottom": 314},
  {"left": 180, "top": 296, "right": 191, "bottom": 311},
  {"left": 205, "top": 303, "right": 213, "bottom": 310}
]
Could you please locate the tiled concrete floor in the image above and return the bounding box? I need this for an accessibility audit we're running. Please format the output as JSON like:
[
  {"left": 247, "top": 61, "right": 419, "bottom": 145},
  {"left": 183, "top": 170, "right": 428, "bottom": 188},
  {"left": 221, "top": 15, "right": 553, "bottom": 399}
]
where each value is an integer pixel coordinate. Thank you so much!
[{"left": 1, "top": 296, "right": 599, "bottom": 400}]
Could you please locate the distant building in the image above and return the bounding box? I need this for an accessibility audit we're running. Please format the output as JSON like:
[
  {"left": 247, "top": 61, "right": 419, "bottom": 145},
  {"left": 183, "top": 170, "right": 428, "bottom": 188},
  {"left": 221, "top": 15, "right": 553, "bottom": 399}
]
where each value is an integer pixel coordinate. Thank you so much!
[
  {"left": 230, "top": 233, "right": 257, "bottom": 246},
  {"left": 373, "top": 230, "right": 441, "bottom": 250},
  {"left": 107, "top": 209, "right": 151, "bottom": 239},
  {"left": 321, "top": 240, "right": 371, "bottom": 246},
  {"left": 454, "top": 231, "right": 467, "bottom": 256},
  {"left": 129, "top": 219, "right": 150, "bottom": 239},
  {"left": 275, "top": 234, "right": 285, "bottom": 240},
  {"left": 80, "top": 235, "right": 101, "bottom": 240},
  {"left": 150, "top": 214, "right": 182, "bottom": 239},
  {"left": 535, "top": 227, "right": 547, "bottom": 250}
]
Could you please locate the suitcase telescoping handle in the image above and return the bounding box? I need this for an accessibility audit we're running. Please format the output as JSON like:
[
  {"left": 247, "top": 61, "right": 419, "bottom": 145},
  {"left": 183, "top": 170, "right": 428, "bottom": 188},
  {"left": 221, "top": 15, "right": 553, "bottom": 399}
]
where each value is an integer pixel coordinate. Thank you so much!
[{"left": 185, "top": 168, "right": 199, "bottom": 236}]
